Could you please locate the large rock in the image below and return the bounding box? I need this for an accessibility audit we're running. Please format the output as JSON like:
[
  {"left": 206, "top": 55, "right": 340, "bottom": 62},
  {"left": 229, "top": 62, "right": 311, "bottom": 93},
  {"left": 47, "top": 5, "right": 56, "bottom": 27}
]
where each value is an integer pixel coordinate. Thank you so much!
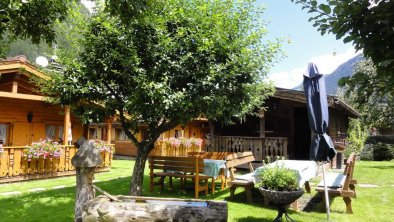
[{"left": 83, "top": 195, "right": 228, "bottom": 222}]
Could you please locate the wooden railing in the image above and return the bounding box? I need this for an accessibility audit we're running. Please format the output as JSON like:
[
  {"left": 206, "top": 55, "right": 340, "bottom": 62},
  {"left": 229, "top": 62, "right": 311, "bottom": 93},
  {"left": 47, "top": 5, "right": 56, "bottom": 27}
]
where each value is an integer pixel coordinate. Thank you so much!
[
  {"left": 206, "top": 136, "right": 288, "bottom": 162},
  {"left": 150, "top": 140, "right": 203, "bottom": 157},
  {"left": 0, "top": 145, "right": 113, "bottom": 183}
]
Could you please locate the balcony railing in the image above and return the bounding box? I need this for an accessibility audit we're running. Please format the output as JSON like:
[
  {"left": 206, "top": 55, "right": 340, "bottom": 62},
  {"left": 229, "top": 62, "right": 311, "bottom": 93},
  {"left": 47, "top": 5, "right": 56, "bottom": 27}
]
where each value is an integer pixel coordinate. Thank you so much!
[
  {"left": 150, "top": 140, "right": 203, "bottom": 157},
  {"left": 206, "top": 136, "right": 288, "bottom": 162},
  {"left": 0, "top": 145, "right": 113, "bottom": 183}
]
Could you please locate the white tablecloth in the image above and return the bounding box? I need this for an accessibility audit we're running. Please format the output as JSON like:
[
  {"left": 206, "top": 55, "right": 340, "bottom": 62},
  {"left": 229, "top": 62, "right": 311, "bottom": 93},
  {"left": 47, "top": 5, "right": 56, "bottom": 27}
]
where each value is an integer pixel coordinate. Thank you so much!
[
  {"left": 203, "top": 159, "right": 226, "bottom": 179},
  {"left": 252, "top": 160, "right": 318, "bottom": 187}
]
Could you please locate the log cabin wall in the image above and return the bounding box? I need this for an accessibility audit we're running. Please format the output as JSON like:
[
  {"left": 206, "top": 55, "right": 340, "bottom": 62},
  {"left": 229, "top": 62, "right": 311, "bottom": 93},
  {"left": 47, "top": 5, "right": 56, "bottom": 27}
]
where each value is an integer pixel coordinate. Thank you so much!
[
  {"left": 328, "top": 108, "right": 350, "bottom": 141},
  {"left": 0, "top": 97, "right": 83, "bottom": 146}
]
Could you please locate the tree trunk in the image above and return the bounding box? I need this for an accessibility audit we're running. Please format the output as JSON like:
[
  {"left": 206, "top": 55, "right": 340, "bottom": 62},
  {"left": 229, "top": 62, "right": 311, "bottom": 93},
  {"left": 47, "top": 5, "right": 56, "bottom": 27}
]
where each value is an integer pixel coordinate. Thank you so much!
[
  {"left": 129, "top": 144, "right": 150, "bottom": 196},
  {"left": 83, "top": 196, "right": 228, "bottom": 222}
]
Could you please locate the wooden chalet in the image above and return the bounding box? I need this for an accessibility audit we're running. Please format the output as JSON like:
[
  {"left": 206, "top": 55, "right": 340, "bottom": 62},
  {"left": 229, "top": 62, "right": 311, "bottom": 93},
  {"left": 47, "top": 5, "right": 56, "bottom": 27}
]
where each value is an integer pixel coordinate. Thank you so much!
[
  {"left": 208, "top": 88, "right": 360, "bottom": 167},
  {"left": 0, "top": 56, "right": 112, "bottom": 183}
]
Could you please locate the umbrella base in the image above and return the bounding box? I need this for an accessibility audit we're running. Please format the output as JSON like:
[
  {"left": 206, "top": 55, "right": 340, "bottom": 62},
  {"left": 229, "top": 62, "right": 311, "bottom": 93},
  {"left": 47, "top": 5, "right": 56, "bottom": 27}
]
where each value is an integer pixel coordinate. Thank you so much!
[{"left": 273, "top": 204, "right": 296, "bottom": 222}]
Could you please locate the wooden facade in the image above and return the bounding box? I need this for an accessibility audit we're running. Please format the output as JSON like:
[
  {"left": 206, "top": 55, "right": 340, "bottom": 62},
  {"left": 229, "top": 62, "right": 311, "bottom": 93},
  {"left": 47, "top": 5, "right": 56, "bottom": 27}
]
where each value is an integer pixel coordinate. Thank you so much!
[
  {"left": 0, "top": 57, "right": 84, "bottom": 147},
  {"left": 0, "top": 57, "right": 113, "bottom": 182}
]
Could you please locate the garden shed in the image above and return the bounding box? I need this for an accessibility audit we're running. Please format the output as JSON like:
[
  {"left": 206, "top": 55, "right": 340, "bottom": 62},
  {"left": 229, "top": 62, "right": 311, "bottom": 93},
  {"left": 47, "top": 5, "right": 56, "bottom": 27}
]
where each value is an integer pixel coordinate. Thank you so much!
[{"left": 208, "top": 88, "right": 360, "bottom": 164}]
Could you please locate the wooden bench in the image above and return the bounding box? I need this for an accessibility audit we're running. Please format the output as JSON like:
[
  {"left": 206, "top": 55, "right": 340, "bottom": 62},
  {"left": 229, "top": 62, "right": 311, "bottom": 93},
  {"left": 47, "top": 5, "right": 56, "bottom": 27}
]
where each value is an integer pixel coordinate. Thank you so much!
[
  {"left": 187, "top": 151, "right": 232, "bottom": 160},
  {"left": 149, "top": 156, "right": 212, "bottom": 199},
  {"left": 316, "top": 152, "right": 357, "bottom": 214},
  {"left": 225, "top": 152, "right": 255, "bottom": 203}
]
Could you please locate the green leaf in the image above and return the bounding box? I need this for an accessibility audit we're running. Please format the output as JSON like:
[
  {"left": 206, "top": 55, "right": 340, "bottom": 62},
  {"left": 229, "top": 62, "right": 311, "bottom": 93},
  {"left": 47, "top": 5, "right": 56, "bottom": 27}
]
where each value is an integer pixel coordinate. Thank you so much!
[{"left": 318, "top": 4, "right": 332, "bottom": 14}]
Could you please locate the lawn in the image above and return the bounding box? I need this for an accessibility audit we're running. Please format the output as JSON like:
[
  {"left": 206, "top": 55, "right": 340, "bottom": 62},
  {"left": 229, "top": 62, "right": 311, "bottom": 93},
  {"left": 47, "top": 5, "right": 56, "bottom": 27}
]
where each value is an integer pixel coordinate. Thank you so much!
[{"left": 0, "top": 160, "right": 393, "bottom": 222}]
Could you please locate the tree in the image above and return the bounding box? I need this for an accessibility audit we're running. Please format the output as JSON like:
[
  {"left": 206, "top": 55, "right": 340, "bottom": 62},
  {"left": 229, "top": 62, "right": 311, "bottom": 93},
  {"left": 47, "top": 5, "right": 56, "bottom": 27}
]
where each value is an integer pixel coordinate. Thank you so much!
[
  {"left": 44, "top": 0, "right": 281, "bottom": 195},
  {"left": 339, "top": 60, "right": 394, "bottom": 129},
  {"left": 345, "top": 118, "right": 368, "bottom": 157},
  {"left": 291, "top": 0, "right": 394, "bottom": 102},
  {"left": 0, "top": 0, "right": 78, "bottom": 56}
]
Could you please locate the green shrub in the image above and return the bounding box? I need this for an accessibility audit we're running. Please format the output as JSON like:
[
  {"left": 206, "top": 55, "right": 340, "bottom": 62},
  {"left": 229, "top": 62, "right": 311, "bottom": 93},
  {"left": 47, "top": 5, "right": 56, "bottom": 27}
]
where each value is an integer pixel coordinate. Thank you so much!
[
  {"left": 360, "top": 144, "right": 374, "bottom": 160},
  {"left": 372, "top": 143, "right": 394, "bottom": 161},
  {"left": 366, "top": 136, "right": 394, "bottom": 144},
  {"left": 346, "top": 119, "right": 368, "bottom": 157},
  {"left": 259, "top": 165, "right": 298, "bottom": 191}
]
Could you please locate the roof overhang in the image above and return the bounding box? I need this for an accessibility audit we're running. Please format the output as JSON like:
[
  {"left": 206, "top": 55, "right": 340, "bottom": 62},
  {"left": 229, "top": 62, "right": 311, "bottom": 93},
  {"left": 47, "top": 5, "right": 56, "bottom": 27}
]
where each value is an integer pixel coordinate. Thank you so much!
[
  {"left": 0, "top": 57, "right": 50, "bottom": 80},
  {"left": 273, "top": 87, "right": 360, "bottom": 118}
]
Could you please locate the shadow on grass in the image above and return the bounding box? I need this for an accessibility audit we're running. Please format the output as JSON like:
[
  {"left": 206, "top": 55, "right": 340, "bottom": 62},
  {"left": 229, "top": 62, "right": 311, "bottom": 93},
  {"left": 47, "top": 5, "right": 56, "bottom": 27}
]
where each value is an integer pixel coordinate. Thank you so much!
[
  {"left": 236, "top": 216, "right": 273, "bottom": 222},
  {"left": 367, "top": 165, "right": 394, "bottom": 170}
]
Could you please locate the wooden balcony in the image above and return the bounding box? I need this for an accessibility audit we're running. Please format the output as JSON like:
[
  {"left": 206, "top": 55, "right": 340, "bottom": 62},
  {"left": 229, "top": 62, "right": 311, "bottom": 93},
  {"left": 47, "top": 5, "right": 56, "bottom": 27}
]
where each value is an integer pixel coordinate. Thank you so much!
[
  {"left": 0, "top": 145, "right": 113, "bottom": 183},
  {"left": 206, "top": 136, "right": 288, "bottom": 162},
  {"left": 150, "top": 140, "right": 203, "bottom": 157}
]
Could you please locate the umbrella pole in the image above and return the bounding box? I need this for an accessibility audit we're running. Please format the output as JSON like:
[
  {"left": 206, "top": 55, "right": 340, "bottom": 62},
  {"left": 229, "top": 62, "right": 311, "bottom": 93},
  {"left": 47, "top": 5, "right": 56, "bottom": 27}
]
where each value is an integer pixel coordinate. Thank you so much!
[{"left": 321, "top": 162, "right": 330, "bottom": 220}]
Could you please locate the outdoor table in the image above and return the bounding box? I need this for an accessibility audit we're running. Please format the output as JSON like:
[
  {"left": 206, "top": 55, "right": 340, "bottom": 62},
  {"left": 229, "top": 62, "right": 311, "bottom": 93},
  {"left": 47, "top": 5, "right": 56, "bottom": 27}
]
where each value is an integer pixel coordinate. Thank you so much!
[
  {"left": 203, "top": 159, "right": 226, "bottom": 179},
  {"left": 203, "top": 159, "right": 227, "bottom": 192},
  {"left": 252, "top": 160, "right": 318, "bottom": 187}
]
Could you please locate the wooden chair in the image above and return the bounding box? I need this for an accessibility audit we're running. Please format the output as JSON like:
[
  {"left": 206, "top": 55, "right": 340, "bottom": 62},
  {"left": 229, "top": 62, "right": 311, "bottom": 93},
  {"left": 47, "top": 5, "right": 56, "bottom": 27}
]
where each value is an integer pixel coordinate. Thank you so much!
[{"left": 316, "top": 152, "right": 357, "bottom": 213}]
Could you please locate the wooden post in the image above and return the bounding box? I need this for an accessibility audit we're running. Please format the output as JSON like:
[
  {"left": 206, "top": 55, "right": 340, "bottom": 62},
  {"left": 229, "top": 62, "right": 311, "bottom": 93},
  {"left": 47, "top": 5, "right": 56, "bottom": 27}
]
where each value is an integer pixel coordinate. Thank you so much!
[
  {"left": 12, "top": 74, "right": 20, "bottom": 93},
  {"left": 72, "top": 137, "right": 103, "bottom": 222},
  {"left": 63, "top": 106, "right": 71, "bottom": 146},
  {"left": 106, "top": 117, "right": 114, "bottom": 144},
  {"left": 12, "top": 81, "right": 18, "bottom": 93},
  {"left": 259, "top": 109, "right": 265, "bottom": 138}
]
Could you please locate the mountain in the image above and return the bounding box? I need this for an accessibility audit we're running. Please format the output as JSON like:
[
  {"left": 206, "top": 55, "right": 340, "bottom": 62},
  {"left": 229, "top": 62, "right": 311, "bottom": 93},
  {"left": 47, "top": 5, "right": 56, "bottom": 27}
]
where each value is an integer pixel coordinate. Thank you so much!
[
  {"left": 293, "top": 54, "right": 364, "bottom": 95},
  {"left": 324, "top": 54, "right": 364, "bottom": 95}
]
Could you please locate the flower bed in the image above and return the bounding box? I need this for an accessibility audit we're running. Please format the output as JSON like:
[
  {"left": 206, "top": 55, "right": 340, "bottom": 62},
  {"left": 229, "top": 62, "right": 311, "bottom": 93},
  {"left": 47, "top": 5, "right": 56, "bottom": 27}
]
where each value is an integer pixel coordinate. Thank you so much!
[
  {"left": 152, "top": 137, "right": 203, "bottom": 156},
  {"left": 24, "top": 140, "right": 62, "bottom": 161}
]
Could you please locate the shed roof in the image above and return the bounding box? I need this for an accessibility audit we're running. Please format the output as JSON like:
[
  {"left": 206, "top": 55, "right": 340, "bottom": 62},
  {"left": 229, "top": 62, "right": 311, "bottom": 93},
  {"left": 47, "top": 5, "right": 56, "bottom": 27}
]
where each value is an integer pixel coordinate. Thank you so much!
[
  {"left": 273, "top": 87, "right": 360, "bottom": 118},
  {"left": 0, "top": 56, "right": 49, "bottom": 80}
]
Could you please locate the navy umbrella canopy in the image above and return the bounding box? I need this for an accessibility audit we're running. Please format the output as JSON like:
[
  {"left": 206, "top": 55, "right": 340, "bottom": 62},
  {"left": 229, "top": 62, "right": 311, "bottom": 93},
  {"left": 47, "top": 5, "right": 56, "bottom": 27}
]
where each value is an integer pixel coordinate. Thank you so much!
[{"left": 303, "top": 63, "right": 336, "bottom": 162}]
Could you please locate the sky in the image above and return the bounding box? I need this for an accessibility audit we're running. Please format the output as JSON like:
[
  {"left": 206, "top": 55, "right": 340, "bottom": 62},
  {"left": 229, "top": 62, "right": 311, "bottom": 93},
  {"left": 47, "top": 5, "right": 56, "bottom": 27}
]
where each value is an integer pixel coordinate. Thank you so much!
[
  {"left": 258, "top": 0, "right": 360, "bottom": 88},
  {"left": 81, "top": 0, "right": 360, "bottom": 89}
]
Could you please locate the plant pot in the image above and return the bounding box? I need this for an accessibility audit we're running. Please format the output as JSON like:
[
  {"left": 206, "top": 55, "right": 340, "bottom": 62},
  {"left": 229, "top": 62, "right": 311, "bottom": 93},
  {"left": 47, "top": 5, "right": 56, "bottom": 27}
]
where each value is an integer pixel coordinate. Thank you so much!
[
  {"left": 259, "top": 187, "right": 304, "bottom": 222},
  {"left": 258, "top": 187, "right": 304, "bottom": 205}
]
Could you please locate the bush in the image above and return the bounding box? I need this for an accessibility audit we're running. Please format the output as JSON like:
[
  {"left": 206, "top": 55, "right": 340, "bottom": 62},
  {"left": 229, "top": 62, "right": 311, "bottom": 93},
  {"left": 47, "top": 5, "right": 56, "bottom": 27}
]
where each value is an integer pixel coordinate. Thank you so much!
[
  {"left": 372, "top": 143, "right": 394, "bottom": 161},
  {"left": 346, "top": 119, "right": 368, "bottom": 157},
  {"left": 360, "top": 144, "right": 374, "bottom": 161},
  {"left": 365, "top": 136, "right": 394, "bottom": 144},
  {"left": 259, "top": 165, "right": 298, "bottom": 191}
]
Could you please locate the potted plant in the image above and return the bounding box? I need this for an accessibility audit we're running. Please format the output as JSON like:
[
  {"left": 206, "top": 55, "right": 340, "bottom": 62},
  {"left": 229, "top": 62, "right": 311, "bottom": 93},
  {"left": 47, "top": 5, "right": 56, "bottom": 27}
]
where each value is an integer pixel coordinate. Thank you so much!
[{"left": 258, "top": 165, "right": 304, "bottom": 221}]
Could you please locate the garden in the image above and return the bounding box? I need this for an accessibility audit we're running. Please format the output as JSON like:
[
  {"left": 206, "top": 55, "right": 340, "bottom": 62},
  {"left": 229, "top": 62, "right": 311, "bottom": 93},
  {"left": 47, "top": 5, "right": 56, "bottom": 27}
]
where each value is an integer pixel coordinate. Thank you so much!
[{"left": 0, "top": 158, "right": 393, "bottom": 222}]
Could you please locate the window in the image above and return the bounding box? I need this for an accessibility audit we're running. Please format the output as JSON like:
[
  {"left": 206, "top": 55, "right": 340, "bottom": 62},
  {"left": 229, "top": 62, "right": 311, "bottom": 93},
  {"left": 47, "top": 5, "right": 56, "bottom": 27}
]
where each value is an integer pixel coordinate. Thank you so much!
[
  {"left": 115, "top": 128, "right": 128, "bottom": 141},
  {"left": 0, "top": 123, "right": 7, "bottom": 145},
  {"left": 45, "top": 125, "right": 64, "bottom": 143},
  {"left": 89, "top": 128, "right": 98, "bottom": 139},
  {"left": 45, "top": 125, "right": 56, "bottom": 141}
]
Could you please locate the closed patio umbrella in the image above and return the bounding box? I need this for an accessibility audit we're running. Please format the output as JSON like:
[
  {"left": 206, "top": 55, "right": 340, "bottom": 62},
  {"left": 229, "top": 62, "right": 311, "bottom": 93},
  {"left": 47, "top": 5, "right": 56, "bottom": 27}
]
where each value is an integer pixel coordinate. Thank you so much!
[{"left": 303, "top": 62, "right": 336, "bottom": 220}]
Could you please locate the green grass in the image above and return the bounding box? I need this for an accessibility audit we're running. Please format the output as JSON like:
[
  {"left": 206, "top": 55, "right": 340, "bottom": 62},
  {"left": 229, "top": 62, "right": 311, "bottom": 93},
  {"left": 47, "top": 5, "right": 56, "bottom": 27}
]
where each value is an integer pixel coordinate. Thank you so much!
[{"left": 0, "top": 160, "right": 393, "bottom": 221}]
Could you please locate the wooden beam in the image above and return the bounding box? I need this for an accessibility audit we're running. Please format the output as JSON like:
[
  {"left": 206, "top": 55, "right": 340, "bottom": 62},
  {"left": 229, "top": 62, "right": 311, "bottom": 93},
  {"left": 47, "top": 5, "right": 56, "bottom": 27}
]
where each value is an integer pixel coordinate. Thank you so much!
[
  {"left": 63, "top": 106, "right": 71, "bottom": 145},
  {"left": 0, "top": 91, "right": 46, "bottom": 101},
  {"left": 259, "top": 110, "right": 265, "bottom": 138},
  {"left": 12, "top": 81, "right": 18, "bottom": 93},
  {"left": 106, "top": 117, "right": 114, "bottom": 144}
]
